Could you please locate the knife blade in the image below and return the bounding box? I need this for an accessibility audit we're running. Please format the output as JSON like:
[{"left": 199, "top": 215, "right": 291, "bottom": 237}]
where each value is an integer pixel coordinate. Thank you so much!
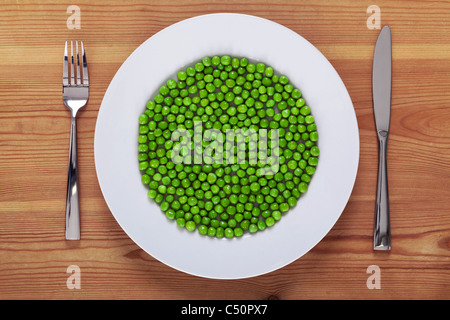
[
  {"left": 373, "top": 26, "right": 392, "bottom": 133},
  {"left": 372, "top": 26, "right": 392, "bottom": 250}
]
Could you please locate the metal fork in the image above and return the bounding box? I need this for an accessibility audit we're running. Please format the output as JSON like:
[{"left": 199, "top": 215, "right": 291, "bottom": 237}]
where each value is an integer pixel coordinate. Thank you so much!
[{"left": 63, "top": 40, "right": 89, "bottom": 240}]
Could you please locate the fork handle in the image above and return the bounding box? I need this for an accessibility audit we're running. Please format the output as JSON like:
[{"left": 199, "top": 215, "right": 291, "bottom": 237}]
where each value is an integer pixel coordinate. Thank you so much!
[
  {"left": 373, "top": 130, "right": 390, "bottom": 250},
  {"left": 65, "top": 116, "right": 80, "bottom": 240}
]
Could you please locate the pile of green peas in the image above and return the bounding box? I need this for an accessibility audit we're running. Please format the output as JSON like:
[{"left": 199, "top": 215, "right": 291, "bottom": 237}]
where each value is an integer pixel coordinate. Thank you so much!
[{"left": 138, "top": 55, "right": 319, "bottom": 239}]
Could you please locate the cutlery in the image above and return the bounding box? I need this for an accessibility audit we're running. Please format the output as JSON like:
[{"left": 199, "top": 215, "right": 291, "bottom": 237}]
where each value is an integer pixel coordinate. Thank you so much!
[
  {"left": 63, "top": 40, "right": 89, "bottom": 240},
  {"left": 372, "top": 26, "right": 392, "bottom": 250}
]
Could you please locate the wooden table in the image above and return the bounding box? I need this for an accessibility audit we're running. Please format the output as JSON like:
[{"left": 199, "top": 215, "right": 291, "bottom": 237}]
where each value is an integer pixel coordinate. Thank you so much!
[{"left": 1, "top": 0, "right": 449, "bottom": 300}]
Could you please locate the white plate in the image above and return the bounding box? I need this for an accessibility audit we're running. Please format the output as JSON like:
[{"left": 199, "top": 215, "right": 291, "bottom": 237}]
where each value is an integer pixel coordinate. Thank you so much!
[{"left": 94, "top": 13, "right": 359, "bottom": 279}]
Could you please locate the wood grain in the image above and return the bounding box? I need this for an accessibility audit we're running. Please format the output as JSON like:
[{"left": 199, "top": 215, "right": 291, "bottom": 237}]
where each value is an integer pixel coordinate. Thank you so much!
[{"left": 0, "top": 0, "right": 449, "bottom": 300}]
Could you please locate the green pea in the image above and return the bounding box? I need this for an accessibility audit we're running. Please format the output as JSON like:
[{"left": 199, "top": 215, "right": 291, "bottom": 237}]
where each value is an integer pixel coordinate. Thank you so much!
[
  {"left": 224, "top": 227, "right": 234, "bottom": 238},
  {"left": 221, "top": 55, "right": 231, "bottom": 66},
  {"left": 198, "top": 225, "right": 208, "bottom": 235},
  {"left": 165, "top": 209, "right": 175, "bottom": 220},
  {"left": 185, "top": 221, "right": 196, "bottom": 231},
  {"left": 298, "top": 182, "right": 308, "bottom": 193},
  {"left": 207, "top": 227, "right": 216, "bottom": 237},
  {"left": 279, "top": 203, "right": 289, "bottom": 212},
  {"left": 266, "top": 217, "right": 275, "bottom": 227},
  {"left": 139, "top": 114, "right": 149, "bottom": 125},
  {"left": 177, "top": 71, "right": 187, "bottom": 81},
  {"left": 246, "top": 63, "right": 256, "bottom": 73},
  {"left": 263, "top": 66, "right": 273, "bottom": 77},
  {"left": 272, "top": 211, "right": 281, "bottom": 221},
  {"left": 216, "top": 227, "right": 224, "bottom": 238},
  {"left": 139, "top": 161, "right": 149, "bottom": 171},
  {"left": 310, "top": 146, "right": 320, "bottom": 156},
  {"left": 310, "top": 131, "right": 319, "bottom": 141},
  {"left": 176, "top": 218, "right": 186, "bottom": 228},
  {"left": 211, "top": 56, "right": 220, "bottom": 66},
  {"left": 257, "top": 220, "right": 266, "bottom": 231},
  {"left": 249, "top": 224, "right": 258, "bottom": 233},
  {"left": 194, "top": 62, "right": 204, "bottom": 72},
  {"left": 234, "top": 227, "right": 243, "bottom": 237},
  {"left": 308, "top": 157, "right": 319, "bottom": 166}
]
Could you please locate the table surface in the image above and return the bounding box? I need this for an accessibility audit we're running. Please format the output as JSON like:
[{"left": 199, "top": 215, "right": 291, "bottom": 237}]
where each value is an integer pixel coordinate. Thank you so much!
[{"left": 0, "top": 0, "right": 449, "bottom": 300}]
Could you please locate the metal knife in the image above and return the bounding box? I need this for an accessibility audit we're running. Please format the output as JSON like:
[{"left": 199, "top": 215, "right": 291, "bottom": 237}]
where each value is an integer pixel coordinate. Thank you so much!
[{"left": 372, "top": 26, "right": 392, "bottom": 250}]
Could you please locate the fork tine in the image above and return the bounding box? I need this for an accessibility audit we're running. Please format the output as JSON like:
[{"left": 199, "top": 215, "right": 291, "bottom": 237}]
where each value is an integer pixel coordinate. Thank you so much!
[
  {"left": 63, "top": 41, "right": 69, "bottom": 86},
  {"left": 81, "top": 41, "right": 89, "bottom": 86},
  {"left": 75, "top": 41, "right": 81, "bottom": 85},
  {"left": 70, "top": 41, "right": 75, "bottom": 85}
]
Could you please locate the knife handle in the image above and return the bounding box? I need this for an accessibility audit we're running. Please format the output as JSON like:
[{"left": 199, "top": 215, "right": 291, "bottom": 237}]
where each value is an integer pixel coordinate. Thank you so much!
[{"left": 374, "top": 130, "right": 391, "bottom": 250}]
